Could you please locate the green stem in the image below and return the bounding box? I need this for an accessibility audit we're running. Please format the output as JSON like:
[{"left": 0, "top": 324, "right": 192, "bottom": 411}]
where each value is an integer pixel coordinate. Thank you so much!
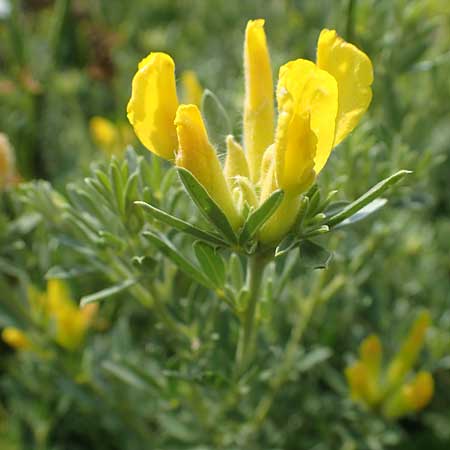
[
  {"left": 249, "top": 272, "right": 344, "bottom": 432},
  {"left": 346, "top": 0, "right": 356, "bottom": 42},
  {"left": 235, "top": 254, "right": 267, "bottom": 376}
]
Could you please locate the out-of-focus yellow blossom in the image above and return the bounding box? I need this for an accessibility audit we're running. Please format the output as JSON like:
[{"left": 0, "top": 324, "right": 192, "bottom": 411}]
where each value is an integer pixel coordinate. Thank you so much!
[
  {"left": 382, "top": 371, "right": 434, "bottom": 419},
  {"left": 1, "top": 279, "right": 97, "bottom": 353},
  {"left": 1, "top": 327, "right": 31, "bottom": 350},
  {"left": 345, "top": 311, "right": 433, "bottom": 419},
  {"left": 89, "top": 116, "right": 134, "bottom": 156},
  {"left": 180, "top": 70, "right": 203, "bottom": 107},
  {"left": 44, "top": 279, "right": 98, "bottom": 351},
  {"left": 127, "top": 20, "right": 372, "bottom": 239},
  {"left": 387, "top": 310, "right": 431, "bottom": 387},
  {"left": 0, "top": 133, "right": 20, "bottom": 189}
]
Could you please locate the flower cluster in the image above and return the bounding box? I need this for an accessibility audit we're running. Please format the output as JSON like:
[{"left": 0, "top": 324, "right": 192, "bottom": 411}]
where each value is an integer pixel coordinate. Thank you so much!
[
  {"left": 346, "top": 311, "right": 434, "bottom": 419},
  {"left": 127, "top": 19, "right": 373, "bottom": 244}
]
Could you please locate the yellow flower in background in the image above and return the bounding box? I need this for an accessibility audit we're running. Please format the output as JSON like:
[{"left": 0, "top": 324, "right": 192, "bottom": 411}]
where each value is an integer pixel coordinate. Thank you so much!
[
  {"left": 345, "top": 311, "right": 434, "bottom": 420},
  {"left": 127, "top": 52, "right": 179, "bottom": 160},
  {"left": 127, "top": 20, "right": 372, "bottom": 240},
  {"left": 1, "top": 327, "right": 31, "bottom": 350},
  {"left": 180, "top": 70, "right": 203, "bottom": 107},
  {"left": 0, "top": 133, "right": 19, "bottom": 189},
  {"left": 1, "top": 279, "right": 97, "bottom": 353},
  {"left": 89, "top": 116, "right": 134, "bottom": 156},
  {"left": 45, "top": 279, "right": 98, "bottom": 351}
]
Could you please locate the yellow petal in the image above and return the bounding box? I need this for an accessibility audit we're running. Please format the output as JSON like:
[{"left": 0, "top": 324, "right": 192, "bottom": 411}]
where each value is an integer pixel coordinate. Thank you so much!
[
  {"left": 383, "top": 371, "right": 434, "bottom": 419},
  {"left": 0, "top": 133, "right": 17, "bottom": 188},
  {"left": 387, "top": 310, "right": 431, "bottom": 387},
  {"left": 403, "top": 371, "right": 434, "bottom": 412},
  {"left": 243, "top": 19, "right": 275, "bottom": 183},
  {"left": 181, "top": 70, "right": 203, "bottom": 107},
  {"left": 174, "top": 105, "right": 241, "bottom": 229},
  {"left": 127, "top": 52, "right": 179, "bottom": 160},
  {"left": 224, "top": 135, "right": 250, "bottom": 183},
  {"left": 259, "top": 144, "right": 277, "bottom": 204},
  {"left": 89, "top": 116, "right": 120, "bottom": 155},
  {"left": 317, "top": 29, "right": 373, "bottom": 152},
  {"left": 46, "top": 279, "right": 73, "bottom": 312},
  {"left": 2, "top": 327, "right": 30, "bottom": 350},
  {"left": 345, "top": 361, "right": 372, "bottom": 404},
  {"left": 359, "top": 334, "right": 382, "bottom": 378},
  {"left": 275, "top": 59, "right": 338, "bottom": 190}
]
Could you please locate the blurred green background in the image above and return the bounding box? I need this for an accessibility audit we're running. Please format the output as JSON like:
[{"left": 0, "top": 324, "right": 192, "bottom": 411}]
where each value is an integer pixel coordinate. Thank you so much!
[{"left": 0, "top": 0, "right": 449, "bottom": 449}]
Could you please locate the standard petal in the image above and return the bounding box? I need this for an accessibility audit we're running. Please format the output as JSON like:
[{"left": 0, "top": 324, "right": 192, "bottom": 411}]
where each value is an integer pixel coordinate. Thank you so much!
[
  {"left": 127, "top": 52, "right": 179, "bottom": 160},
  {"left": 243, "top": 19, "right": 275, "bottom": 183},
  {"left": 275, "top": 59, "right": 338, "bottom": 184},
  {"left": 317, "top": 29, "right": 373, "bottom": 149},
  {"left": 175, "top": 105, "right": 240, "bottom": 229}
]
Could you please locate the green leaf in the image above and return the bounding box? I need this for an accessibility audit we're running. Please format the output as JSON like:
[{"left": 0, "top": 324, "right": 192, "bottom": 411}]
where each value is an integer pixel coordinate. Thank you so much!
[
  {"left": 239, "top": 190, "right": 284, "bottom": 245},
  {"left": 110, "top": 159, "right": 125, "bottom": 216},
  {"left": 299, "top": 240, "right": 332, "bottom": 269},
  {"left": 275, "top": 234, "right": 299, "bottom": 258},
  {"left": 193, "top": 241, "right": 226, "bottom": 288},
  {"left": 297, "top": 347, "right": 332, "bottom": 373},
  {"left": 135, "top": 201, "right": 226, "bottom": 247},
  {"left": 334, "top": 198, "right": 387, "bottom": 229},
  {"left": 80, "top": 278, "right": 137, "bottom": 307},
  {"left": 201, "top": 89, "right": 232, "bottom": 148},
  {"left": 177, "top": 167, "right": 237, "bottom": 244},
  {"left": 324, "top": 201, "right": 350, "bottom": 217},
  {"left": 142, "top": 231, "right": 214, "bottom": 288},
  {"left": 327, "top": 170, "right": 411, "bottom": 227},
  {"left": 123, "top": 171, "right": 139, "bottom": 211}
]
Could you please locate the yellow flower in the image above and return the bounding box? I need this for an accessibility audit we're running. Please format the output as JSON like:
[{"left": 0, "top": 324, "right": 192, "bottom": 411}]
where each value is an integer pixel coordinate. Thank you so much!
[
  {"left": 1, "top": 327, "right": 31, "bottom": 350},
  {"left": 383, "top": 371, "right": 434, "bottom": 419},
  {"left": 44, "top": 279, "right": 97, "bottom": 351},
  {"left": 127, "top": 21, "right": 372, "bottom": 239},
  {"left": 0, "top": 133, "right": 19, "bottom": 189},
  {"left": 90, "top": 116, "right": 135, "bottom": 156},
  {"left": 174, "top": 105, "right": 241, "bottom": 229},
  {"left": 387, "top": 310, "right": 431, "bottom": 387},
  {"left": 345, "top": 311, "right": 434, "bottom": 420},
  {"left": 243, "top": 19, "right": 275, "bottom": 184},
  {"left": 180, "top": 70, "right": 203, "bottom": 107}
]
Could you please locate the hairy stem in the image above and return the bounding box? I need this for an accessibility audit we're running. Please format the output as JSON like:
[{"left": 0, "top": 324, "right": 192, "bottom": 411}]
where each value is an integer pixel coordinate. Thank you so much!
[{"left": 235, "top": 254, "right": 268, "bottom": 376}]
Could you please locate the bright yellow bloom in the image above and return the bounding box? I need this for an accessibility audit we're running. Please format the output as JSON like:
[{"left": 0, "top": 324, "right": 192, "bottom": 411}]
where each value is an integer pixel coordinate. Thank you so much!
[
  {"left": 181, "top": 70, "right": 203, "bottom": 107},
  {"left": 175, "top": 105, "right": 240, "bottom": 229},
  {"left": 345, "top": 311, "right": 434, "bottom": 420},
  {"left": 317, "top": 29, "right": 374, "bottom": 155},
  {"left": 127, "top": 53, "right": 179, "bottom": 160},
  {"left": 2, "top": 327, "right": 31, "bottom": 350},
  {"left": 243, "top": 19, "right": 275, "bottom": 183},
  {"left": 127, "top": 21, "right": 372, "bottom": 241}
]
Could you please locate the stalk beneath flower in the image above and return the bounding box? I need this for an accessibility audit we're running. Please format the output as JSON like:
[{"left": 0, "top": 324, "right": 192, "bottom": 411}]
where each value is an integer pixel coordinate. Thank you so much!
[{"left": 235, "top": 254, "right": 268, "bottom": 376}]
